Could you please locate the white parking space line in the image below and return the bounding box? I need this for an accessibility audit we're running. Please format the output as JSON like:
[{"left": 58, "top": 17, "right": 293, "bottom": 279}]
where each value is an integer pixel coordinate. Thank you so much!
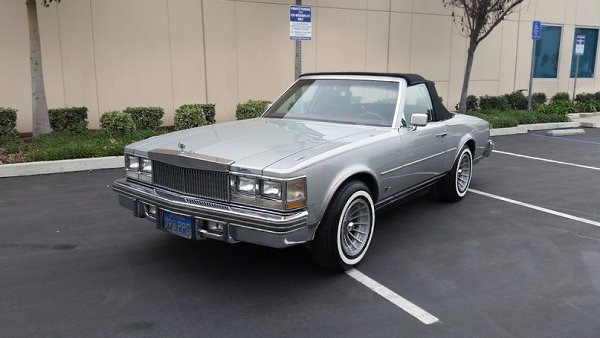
[
  {"left": 346, "top": 268, "right": 439, "bottom": 325},
  {"left": 469, "top": 189, "right": 600, "bottom": 228},
  {"left": 492, "top": 150, "right": 600, "bottom": 172}
]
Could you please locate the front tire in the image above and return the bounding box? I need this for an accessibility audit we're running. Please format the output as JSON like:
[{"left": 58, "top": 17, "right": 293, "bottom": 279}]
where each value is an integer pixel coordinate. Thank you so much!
[
  {"left": 311, "top": 181, "right": 375, "bottom": 272},
  {"left": 438, "top": 146, "right": 473, "bottom": 202}
]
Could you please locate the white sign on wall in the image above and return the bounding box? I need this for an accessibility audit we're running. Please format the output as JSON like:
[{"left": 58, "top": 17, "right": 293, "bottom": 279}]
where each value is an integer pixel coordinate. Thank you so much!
[{"left": 290, "top": 6, "right": 312, "bottom": 40}]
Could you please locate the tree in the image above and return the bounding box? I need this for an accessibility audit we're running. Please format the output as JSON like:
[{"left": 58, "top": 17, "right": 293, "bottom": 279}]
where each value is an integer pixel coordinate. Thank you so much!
[
  {"left": 443, "top": 0, "right": 524, "bottom": 113},
  {"left": 26, "top": 0, "right": 60, "bottom": 136}
]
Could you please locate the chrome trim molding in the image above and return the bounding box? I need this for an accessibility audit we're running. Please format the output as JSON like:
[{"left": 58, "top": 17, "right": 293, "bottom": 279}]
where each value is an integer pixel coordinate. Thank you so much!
[
  {"left": 148, "top": 148, "right": 234, "bottom": 172},
  {"left": 113, "top": 178, "right": 308, "bottom": 232},
  {"left": 381, "top": 148, "right": 456, "bottom": 175},
  {"left": 375, "top": 173, "right": 446, "bottom": 211}
]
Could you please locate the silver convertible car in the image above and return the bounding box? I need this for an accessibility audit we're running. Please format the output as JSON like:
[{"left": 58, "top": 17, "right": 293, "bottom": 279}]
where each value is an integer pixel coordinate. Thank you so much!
[{"left": 113, "top": 72, "right": 493, "bottom": 271}]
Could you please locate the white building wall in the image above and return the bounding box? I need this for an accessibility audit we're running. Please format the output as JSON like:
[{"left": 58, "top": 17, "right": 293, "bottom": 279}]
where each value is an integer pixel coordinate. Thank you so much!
[{"left": 1, "top": 0, "right": 599, "bottom": 133}]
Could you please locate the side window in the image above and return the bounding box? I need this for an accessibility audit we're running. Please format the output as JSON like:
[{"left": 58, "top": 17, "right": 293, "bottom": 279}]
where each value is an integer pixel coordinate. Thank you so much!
[{"left": 404, "top": 83, "right": 434, "bottom": 124}]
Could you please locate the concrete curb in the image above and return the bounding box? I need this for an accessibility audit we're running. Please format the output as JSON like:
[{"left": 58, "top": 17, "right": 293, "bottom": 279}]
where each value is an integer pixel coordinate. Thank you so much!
[
  {"left": 491, "top": 120, "right": 598, "bottom": 136},
  {"left": 0, "top": 156, "right": 124, "bottom": 178},
  {"left": 546, "top": 128, "right": 586, "bottom": 136}
]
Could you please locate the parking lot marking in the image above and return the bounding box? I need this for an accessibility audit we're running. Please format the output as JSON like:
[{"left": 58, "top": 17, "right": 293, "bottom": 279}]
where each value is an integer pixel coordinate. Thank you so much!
[
  {"left": 530, "top": 133, "right": 600, "bottom": 146},
  {"left": 493, "top": 150, "right": 600, "bottom": 172},
  {"left": 469, "top": 189, "right": 600, "bottom": 228},
  {"left": 346, "top": 269, "right": 439, "bottom": 325}
]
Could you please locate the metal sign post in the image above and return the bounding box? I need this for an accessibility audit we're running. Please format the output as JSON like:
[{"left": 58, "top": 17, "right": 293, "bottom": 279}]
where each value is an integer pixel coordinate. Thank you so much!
[
  {"left": 528, "top": 21, "right": 542, "bottom": 111},
  {"left": 290, "top": 2, "right": 311, "bottom": 80},
  {"left": 573, "top": 35, "right": 585, "bottom": 100}
]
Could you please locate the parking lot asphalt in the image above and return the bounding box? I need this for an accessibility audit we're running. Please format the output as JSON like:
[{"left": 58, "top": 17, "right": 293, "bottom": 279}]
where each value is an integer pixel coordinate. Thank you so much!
[{"left": 1, "top": 129, "right": 599, "bottom": 337}]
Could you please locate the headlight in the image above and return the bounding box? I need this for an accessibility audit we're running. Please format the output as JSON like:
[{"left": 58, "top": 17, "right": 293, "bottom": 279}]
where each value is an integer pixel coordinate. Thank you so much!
[
  {"left": 286, "top": 178, "right": 306, "bottom": 210},
  {"left": 236, "top": 176, "right": 256, "bottom": 194},
  {"left": 126, "top": 155, "right": 139, "bottom": 171},
  {"left": 286, "top": 178, "right": 306, "bottom": 201},
  {"left": 230, "top": 174, "right": 305, "bottom": 211},
  {"left": 125, "top": 154, "right": 152, "bottom": 183},
  {"left": 260, "top": 180, "right": 282, "bottom": 200},
  {"left": 125, "top": 155, "right": 139, "bottom": 179},
  {"left": 138, "top": 158, "right": 153, "bottom": 182},
  {"left": 140, "top": 158, "right": 152, "bottom": 174}
]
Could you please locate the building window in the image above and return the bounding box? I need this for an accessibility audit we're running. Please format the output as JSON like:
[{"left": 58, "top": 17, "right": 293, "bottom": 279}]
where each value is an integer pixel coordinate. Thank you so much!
[
  {"left": 570, "top": 28, "right": 598, "bottom": 78},
  {"left": 534, "top": 25, "right": 562, "bottom": 78}
]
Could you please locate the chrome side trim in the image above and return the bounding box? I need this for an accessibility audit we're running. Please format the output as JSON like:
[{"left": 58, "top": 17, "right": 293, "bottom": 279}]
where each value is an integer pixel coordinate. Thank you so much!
[
  {"left": 381, "top": 148, "right": 456, "bottom": 175},
  {"left": 375, "top": 173, "right": 446, "bottom": 211}
]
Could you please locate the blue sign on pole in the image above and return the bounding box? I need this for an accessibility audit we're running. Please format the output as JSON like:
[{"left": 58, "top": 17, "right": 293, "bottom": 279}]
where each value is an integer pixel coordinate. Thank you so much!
[
  {"left": 290, "top": 6, "right": 312, "bottom": 40},
  {"left": 532, "top": 21, "right": 542, "bottom": 40}
]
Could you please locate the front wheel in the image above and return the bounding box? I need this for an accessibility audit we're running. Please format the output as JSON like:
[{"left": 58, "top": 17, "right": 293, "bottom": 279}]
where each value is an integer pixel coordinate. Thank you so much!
[
  {"left": 437, "top": 146, "right": 473, "bottom": 202},
  {"left": 311, "top": 181, "right": 375, "bottom": 272}
]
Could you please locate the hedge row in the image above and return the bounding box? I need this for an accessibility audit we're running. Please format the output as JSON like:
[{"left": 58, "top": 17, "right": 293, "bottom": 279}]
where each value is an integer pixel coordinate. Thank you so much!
[
  {"left": 467, "top": 100, "right": 573, "bottom": 128},
  {"left": 49, "top": 107, "right": 89, "bottom": 133},
  {"left": 463, "top": 91, "right": 548, "bottom": 111},
  {"left": 236, "top": 100, "right": 271, "bottom": 120},
  {"left": 0, "top": 107, "right": 18, "bottom": 139},
  {"left": 174, "top": 104, "right": 215, "bottom": 130}
]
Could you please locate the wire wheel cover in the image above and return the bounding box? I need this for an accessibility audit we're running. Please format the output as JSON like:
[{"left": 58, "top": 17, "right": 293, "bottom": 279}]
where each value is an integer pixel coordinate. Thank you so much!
[
  {"left": 456, "top": 152, "right": 472, "bottom": 193},
  {"left": 340, "top": 198, "right": 372, "bottom": 257}
]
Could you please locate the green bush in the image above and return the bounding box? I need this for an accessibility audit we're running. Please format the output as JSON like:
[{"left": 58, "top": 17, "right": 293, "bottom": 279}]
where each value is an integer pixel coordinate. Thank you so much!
[
  {"left": 514, "top": 111, "right": 538, "bottom": 125},
  {"left": 174, "top": 104, "right": 207, "bottom": 130},
  {"left": 236, "top": 100, "right": 271, "bottom": 120},
  {"left": 0, "top": 107, "right": 18, "bottom": 139},
  {"left": 100, "top": 111, "right": 136, "bottom": 135},
  {"left": 123, "top": 106, "right": 164, "bottom": 130},
  {"left": 466, "top": 95, "right": 478, "bottom": 111},
  {"left": 504, "top": 91, "right": 528, "bottom": 110},
  {"left": 551, "top": 92, "right": 570, "bottom": 103},
  {"left": 201, "top": 104, "right": 216, "bottom": 125},
  {"left": 26, "top": 130, "right": 164, "bottom": 161},
  {"left": 535, "top": 101, "right": 573, "bottom": 121},
  {"left": 575, "top": 93, "right": 596, "bottom": 103},
  {"left": 531, "top": 92, "right": 547, "bottom": 107},
  {"left": 479, "top": 95, "right": 510, "bottom": 111},
  {"left": 468, "top": 110, "right": 518, "bottom": 128},
  {"left": 595, "top": 92, "right": 600, "bottom": 101},
  {"left": 574, "top": 100, "right": 600, "bottom": 113},
  {"left": 48, "top": 106, "right": 88, "bottom": 133}
]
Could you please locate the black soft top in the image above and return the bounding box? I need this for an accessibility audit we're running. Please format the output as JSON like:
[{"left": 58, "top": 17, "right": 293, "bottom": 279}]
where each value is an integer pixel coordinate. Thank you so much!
[
  {"left": 300, "top": 72, "right": 454, "bottom": 121},
  {"left": 301, "top": 72, "right": 426, "bottom": 86}
]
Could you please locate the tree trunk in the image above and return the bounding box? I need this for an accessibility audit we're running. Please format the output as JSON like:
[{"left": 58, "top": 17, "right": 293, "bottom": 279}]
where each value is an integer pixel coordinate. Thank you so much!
[
  {"left": 26, "top": 0, "right": 52, "bottom": 136},
  {"left": 459, "top": 40, "right": 478, "bottom": 114}
]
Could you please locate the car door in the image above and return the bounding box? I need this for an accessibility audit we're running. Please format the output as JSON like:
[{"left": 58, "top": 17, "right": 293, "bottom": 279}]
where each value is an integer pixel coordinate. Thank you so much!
[{"left": 396, "top": 83, "right": 447, "bottom": 192}]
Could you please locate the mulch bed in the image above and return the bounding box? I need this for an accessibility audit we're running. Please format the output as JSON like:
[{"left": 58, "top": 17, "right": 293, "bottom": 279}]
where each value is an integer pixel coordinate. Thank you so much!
[{"left": 0, "top": 148, "right": 28, "bottom": 165}]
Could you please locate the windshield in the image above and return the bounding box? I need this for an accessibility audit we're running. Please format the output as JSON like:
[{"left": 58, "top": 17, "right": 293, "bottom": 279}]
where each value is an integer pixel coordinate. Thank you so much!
[{"left": 264, "top": 79, "right": 399, "bottom": 127}]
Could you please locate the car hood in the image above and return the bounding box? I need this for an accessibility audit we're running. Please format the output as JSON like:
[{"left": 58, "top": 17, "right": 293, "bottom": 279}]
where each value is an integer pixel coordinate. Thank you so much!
[{"left": 127, "top": 118, "right": 377, "bottom": 174}]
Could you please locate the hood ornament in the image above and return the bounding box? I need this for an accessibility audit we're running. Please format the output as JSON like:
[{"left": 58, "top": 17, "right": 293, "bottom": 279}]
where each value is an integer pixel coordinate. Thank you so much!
[{"left": 178, "top": 142, "right": 186, "bottom": 152}]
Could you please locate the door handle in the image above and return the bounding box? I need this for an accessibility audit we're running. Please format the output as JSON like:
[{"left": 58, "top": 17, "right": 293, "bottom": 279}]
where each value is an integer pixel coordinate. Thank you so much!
[{"left": 436, "top": 133, "right": 447, "bottom": 137}]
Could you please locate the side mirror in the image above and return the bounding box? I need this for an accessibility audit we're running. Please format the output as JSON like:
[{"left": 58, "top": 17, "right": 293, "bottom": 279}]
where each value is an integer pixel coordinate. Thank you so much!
[{"left": 410, "top": 113, "right": 428, "bottom": 129}]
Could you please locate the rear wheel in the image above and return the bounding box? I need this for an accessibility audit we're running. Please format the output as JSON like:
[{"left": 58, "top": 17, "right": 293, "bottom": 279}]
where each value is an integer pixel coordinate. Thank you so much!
[
  {"left": 438, "top": 146, "right": 473, "bottom": 202},
  {"left": 311, "top": 181, "right": 375, "bottom": 272}
]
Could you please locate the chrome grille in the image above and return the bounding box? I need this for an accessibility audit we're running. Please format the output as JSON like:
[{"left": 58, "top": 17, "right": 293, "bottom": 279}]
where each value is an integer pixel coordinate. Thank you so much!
[{"left": 152, "top": 161, "right": 229, "bottom": 201}]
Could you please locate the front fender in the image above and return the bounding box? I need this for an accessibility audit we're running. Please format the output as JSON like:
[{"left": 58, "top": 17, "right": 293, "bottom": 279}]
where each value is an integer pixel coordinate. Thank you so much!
[{"left": 304, "top": 164, "right": 380, "bottom": 241}]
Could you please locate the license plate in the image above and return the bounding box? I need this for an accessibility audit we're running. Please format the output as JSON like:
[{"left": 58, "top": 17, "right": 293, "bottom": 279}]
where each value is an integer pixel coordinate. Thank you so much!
[{"left": 162, "top": 211, "right": 193, "bottom": 239}]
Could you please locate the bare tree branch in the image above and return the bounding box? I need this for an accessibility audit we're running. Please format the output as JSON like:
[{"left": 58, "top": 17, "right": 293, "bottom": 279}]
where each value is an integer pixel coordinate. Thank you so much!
[{"left": 443, "top": 0, "right": 525, "bottom": 113}]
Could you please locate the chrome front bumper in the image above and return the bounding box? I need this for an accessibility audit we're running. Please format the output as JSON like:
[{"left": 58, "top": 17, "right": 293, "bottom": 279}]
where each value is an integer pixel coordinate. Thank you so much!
[{"left": 113, "top": 178, "right": 310, "bottom": 248}]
